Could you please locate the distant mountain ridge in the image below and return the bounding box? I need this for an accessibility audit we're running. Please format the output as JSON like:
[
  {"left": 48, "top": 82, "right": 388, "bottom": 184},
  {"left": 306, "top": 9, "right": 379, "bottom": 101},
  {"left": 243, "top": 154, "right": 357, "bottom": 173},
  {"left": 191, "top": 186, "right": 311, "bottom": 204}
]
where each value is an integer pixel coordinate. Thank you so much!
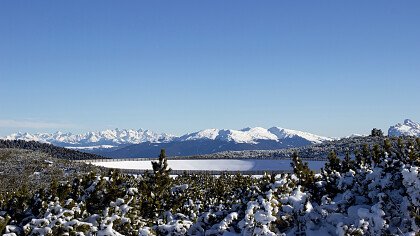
[
  {"left": 3, "top": 127, "right": 332, "bottom": 147},
  {"left": 3, "top": 120, "right": 418, "bottom": 157},
  {"left": 4, "top": 129, "right": 175, "bottom": 148},
  {"left": 178, "top": 127, "right": 332, "bottom": 144},
  {"left": 2, "top": 127, "right": 334, "bottom": 157},
  {"left": 388, "top": 119, "right": 420, "bottom": 137}
]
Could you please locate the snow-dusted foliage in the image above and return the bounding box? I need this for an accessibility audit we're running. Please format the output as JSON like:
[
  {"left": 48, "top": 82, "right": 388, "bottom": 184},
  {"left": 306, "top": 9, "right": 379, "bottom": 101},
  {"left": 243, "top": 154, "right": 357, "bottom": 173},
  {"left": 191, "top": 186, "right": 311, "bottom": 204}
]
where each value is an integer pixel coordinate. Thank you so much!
[{"left": 0, "top": 137, "right": 419, "bottom": 235}]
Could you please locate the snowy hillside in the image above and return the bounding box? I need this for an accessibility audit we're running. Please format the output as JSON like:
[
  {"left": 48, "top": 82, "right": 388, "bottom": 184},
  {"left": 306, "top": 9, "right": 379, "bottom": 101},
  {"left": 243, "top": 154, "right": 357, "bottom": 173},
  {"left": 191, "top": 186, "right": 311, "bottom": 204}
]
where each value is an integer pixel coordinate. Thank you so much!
[
  {"left": 388, "top": 119, "right": 420, "bottom": 137},
  {"left": 1, "top": 137, "right": 419, "bottom": 235},
  {"left": 268, "top": 127, "right": 333, "bottom": 143}
]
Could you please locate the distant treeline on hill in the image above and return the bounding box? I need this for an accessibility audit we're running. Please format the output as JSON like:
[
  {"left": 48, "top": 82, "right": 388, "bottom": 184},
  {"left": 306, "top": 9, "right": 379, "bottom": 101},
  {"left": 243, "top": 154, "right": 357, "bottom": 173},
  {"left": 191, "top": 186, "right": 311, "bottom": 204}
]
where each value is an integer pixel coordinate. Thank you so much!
[
  {"left": 0, "top": 139, "right": 107, "bottom": 160},
  {"left": 175, "top": 136, "right": 419, "bottom": 160}
]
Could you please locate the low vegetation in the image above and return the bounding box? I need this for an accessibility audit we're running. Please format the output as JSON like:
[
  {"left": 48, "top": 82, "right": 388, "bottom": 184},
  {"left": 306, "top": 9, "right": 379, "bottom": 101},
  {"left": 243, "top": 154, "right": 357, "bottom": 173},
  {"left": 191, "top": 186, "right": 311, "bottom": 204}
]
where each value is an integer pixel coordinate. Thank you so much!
[
  {"left": 0, "top": 137, "right": 419, "bottom": 235},
  {"left": 0, "top": 140, "right": 105, "bottom": 160}
]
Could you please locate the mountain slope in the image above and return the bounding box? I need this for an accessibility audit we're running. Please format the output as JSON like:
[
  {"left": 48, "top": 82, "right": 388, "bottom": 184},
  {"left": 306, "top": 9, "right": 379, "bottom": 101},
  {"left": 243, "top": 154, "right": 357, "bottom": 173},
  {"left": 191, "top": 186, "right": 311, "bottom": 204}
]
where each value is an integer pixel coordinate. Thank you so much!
[
  {"left": 2, "top": 126, "right": 333, "bottom": 157},
  {"left": 388, "top": 119, "right": 420, "bottom": 137},
  {"left": 93, "top": 137, "right": 315, "bottom": 158}
]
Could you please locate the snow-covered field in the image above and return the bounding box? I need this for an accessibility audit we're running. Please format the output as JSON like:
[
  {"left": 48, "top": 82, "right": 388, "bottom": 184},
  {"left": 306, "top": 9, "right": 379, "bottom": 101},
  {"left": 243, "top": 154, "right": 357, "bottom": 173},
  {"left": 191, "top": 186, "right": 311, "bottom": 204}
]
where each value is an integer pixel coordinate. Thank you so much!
[{"left": 89, "top": 159, "right": 325, "bottom": 171}]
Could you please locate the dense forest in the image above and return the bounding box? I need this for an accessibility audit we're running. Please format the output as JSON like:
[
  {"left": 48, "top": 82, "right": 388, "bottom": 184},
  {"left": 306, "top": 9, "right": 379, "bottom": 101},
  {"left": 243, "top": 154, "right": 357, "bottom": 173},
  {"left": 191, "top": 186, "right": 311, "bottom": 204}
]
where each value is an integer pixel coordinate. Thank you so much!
[{"left": 0, "top": 137, "right": 419, "bottom": 235}]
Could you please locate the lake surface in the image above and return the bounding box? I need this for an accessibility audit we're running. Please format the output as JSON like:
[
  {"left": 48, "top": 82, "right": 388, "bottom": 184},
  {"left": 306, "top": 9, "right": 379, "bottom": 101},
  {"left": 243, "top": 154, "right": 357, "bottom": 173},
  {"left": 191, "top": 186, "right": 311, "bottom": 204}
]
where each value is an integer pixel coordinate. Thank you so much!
[{"left": 90, "top": 159, "right": 326, "bottom": 171}]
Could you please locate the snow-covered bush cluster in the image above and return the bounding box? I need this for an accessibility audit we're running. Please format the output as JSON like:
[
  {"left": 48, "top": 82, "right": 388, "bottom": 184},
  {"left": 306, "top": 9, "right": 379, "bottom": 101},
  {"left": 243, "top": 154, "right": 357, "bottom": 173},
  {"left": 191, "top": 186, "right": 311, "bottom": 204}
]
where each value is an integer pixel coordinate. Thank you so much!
[{"left": 0, "top": 137, "right": 419, "bottom": 235}]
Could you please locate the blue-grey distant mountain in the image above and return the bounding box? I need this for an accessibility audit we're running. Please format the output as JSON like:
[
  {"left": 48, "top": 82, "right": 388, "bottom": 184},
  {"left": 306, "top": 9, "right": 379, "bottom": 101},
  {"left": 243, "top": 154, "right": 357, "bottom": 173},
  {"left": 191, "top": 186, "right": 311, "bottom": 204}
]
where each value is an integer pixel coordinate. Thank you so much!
[{"left": 2, "top": 127, "right": 333, "bottom": 157}]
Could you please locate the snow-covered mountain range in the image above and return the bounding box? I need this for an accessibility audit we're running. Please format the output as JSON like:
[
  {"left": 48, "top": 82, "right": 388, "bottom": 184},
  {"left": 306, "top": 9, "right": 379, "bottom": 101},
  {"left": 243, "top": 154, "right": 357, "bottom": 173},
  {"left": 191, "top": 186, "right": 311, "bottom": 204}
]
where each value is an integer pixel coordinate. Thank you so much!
[
  {"left": 179, "top": 127, "right": 331, "bottom": 144},
  {"left": 4, "top": 119, "right": 417, "bottom": 157},
  {"left": 388, "top": 119, "right": 420, "bottom": 137},
  {"left": 3, "top": 129, "right": 175, "bottom": 148},
  {"left": 3, "top": 127, "right": 331, "bottom": 147},
  {"left": 2, "top": 127, "right": 333, "bottom": 157}
]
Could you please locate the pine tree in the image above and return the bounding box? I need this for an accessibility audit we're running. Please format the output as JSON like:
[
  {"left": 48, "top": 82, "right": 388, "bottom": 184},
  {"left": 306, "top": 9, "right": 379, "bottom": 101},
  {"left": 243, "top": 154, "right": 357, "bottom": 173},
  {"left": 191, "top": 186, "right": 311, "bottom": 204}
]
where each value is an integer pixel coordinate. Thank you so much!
[
  {"left": 362, "top": 144, "right": 371, "bottom": 165},
  {"left": 407, "top": 140, "right": 419, "bottom": 165},
  {"left": 372, "top": 144, "right": 383, "bottom": 165},
  {"left": 325, "top": 150, "right": 341, "bottom": 173},
  {"left": 291, "top": 152, "right": 314, "bottom": 190},
  {"left": 152, "top": 149, "right": 172, "bottom": 179},
  {"left": 143, "top": 149, "right": 173, "bottom": 222},
  {"left": 384, "top": 139, "right": 392, "bottom": 154},
  {"left": 371, "top": 128, "right": 384, "bottom": 137},
  {"left": 355, "top": 149, "right": 364, "bottom": 166},
  {"left": 342, "top": 150, "right": 354, "bottom": 172}
]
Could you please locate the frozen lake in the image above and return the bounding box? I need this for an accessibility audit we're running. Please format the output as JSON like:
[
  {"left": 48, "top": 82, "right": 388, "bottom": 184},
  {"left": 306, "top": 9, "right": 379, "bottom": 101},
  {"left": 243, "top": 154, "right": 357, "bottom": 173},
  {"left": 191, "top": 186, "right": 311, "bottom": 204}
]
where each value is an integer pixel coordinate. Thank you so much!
[{"left": 89, "top": 159, "right": 325, "bottom": 172}]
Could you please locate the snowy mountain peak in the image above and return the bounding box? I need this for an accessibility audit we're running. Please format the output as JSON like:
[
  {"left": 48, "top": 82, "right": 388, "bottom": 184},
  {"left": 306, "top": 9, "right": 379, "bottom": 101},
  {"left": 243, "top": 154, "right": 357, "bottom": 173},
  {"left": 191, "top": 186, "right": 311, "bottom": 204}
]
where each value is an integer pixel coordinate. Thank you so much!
[
  {"left": 179, "top": 127, "right": 330, "bottom": 144},
  {"left": 268, "top": 127, "right": 333, "bottom": 144},
  {"left": 3, "top": 128, "right": 175, "bottom": 147},
  {"left": 2, "top": 126, "right": 333, "bottom": 150},
  {"left": 179, "top": 129, "right": 221, "bottom": 141},
  {"left": 388, "top": 119, "right": 420, "bottom": 137}
]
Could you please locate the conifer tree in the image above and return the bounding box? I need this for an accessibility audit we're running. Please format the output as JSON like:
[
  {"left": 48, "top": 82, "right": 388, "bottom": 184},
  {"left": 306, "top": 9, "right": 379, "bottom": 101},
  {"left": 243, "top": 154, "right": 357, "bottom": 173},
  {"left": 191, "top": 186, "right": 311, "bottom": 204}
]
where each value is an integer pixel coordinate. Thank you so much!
[
  {"left": 384, "top": 139, "right": 392, "bottom": 154},
  {"left": 143, "top": 149, "right": 173, "bottom": 222},
  {"left": 372, "top": 144, "right": 383, "bottom": 165},
  {"left": 325, "top": 150, "right": 341, "bottom": 173},
  {"left": 354, "top": 149, "right": 364, "bottom": 166},
  {"left": 291, "top": 152, "right": 314, "bottom": 190},
  {"left": 371, "top": 128, "right": 384, "bottom": 137},
  {"left": 407, "top": 140, "right": 419, "bottom": 165},
  {"left": 362, "top": 144, "right": 371, "bottom": 165},
  {"left": 342, "top": 150, "right": 354, "bottom": 172}
]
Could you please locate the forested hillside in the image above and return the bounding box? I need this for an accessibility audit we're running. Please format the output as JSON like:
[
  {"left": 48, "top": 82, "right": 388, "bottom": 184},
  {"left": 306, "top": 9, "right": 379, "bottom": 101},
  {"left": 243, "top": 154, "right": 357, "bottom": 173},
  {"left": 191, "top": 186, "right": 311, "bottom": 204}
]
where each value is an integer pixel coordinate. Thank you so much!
[
  {"left": 173, "top": 136, "right": 390, "bottom": 160},
  {"left": 0, "top": 149, "right": 108, "bottom": 194},
  {"left": 1, "top": 137, "right": 419, "bottom": 235},
  {"left": 0, "top": 140, "right": 106, "bottom": 160}
]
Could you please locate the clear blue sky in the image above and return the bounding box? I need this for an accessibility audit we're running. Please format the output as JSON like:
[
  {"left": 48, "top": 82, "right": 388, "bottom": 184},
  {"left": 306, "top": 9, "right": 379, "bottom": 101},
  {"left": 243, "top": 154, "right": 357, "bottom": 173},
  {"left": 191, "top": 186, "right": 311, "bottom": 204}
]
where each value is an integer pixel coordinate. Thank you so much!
[{"left": 1, "top": 1, "right": 419, "bottom": 137}]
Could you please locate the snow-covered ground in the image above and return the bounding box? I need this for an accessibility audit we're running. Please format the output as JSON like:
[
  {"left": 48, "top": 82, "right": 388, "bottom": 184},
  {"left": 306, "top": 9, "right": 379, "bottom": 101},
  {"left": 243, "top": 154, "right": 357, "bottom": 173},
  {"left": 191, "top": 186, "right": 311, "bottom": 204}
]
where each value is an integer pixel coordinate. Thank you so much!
[{"left": 89, "top": 159, "right": 325, "bottom": 171}]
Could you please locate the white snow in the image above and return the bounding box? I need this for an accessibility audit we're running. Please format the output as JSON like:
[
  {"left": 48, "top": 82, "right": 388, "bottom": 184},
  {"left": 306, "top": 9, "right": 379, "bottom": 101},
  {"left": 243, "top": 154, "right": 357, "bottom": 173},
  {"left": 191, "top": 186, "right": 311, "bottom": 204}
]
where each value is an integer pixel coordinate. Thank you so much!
[
  {"left": 2, "top": 126, "right": 333, "bottom": 148},
  {"left": 268, "top": 127, "right": 333, "bottom": 143},
  {"left": 179, "top": 126, "right": 332, "bottom": 144},
  {"left": 65, "top": 145, "right": 116, "bottom": 150},
  {"left": 388, "top": 119, "right": 420, "bottom": 137},
  {"left": 2, "top": 128, "right": 175, "bottom": 146}
]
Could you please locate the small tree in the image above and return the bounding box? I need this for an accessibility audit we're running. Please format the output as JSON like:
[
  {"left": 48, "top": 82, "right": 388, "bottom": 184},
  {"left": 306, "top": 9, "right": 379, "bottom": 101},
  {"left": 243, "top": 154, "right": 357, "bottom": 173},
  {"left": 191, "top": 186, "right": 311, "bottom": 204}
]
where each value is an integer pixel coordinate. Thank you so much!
[
  {"left": 143, "top": 149, "right": 172, "bottom": 222},
  {"left": 325, "top": 150, "right": 341, "bottom": 173},
  {"left": 291, "top": 152, "right": 315, "bottom": 190},
  {"left": 362, "top": 144, "right": 371, "bottom": 165},
  {"left": 152, "top": 149, "right": 172, "bottom": 180},
  {"left": 372, "top": 144, "right": 383, "bottom": 165},
  {"left": 342, "top": 150, "right": 354, "bottom": 172},
  {"left": 371, "top": 128, "right": 384, "bottom": 137},
  {"left": 384, "top": 139, "right": 392, "bottom": 154}
]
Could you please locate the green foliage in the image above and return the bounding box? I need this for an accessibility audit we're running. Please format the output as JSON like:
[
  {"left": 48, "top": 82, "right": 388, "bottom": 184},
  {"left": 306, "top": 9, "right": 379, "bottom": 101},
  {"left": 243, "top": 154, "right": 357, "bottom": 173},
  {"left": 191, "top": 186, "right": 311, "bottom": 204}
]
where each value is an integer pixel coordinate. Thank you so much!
[
  {"left": 291, "top": 152, "right": 315, "bottom": 190},
  {"left": 362, "top": 144, "right": 371, "bottom": 163},
  {"left": 372, "top": 144, "right": 383, "bottom": 164},
  {"left": 1, "top": 137, "right": 419, "bottom": 235},
  {"left": 370, "top": 128, "right": 384, "bottom": 137},
  {"left": 0, "top": 215, "right": 10, "bottom": 234},
  {"left": 325, "top": 150, "right": 341, "bottom": 173},
  {"left": 384, "top": 139, "right": 392, "bottom": 153},
  {"left": 341, "top": 150, "right": 354, "bottom": 173},
  {"left": 140, "top": 149, "right": 173, "bottom": 222}
]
